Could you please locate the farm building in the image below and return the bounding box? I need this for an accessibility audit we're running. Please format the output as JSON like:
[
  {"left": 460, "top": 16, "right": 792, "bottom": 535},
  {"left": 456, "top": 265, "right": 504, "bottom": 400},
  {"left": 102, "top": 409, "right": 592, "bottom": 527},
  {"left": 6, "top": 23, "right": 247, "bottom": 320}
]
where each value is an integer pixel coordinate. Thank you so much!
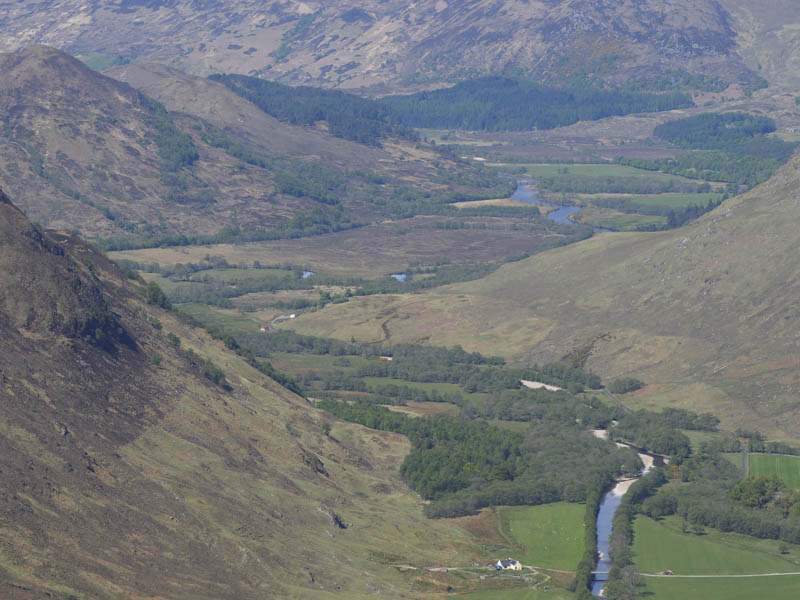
[{"left": 495, "top": 558, "right": 522, "bottom": 571}]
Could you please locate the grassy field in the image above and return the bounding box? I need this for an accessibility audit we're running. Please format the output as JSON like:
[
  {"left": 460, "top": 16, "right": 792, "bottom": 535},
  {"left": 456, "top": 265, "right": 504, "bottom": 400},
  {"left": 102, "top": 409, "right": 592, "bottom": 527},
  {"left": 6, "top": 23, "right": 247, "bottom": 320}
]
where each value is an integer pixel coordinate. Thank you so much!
[
  {"left": 683, "top": 430, "right": 731, "bottom": 452},
  {"left": 580, "top": 213, "right": 667, "bottom": 231},
  {"left": 723, "top": 452, "right": 744, "bottom": 469},
  {"left": 641, "top": 575, "right": 800, "bottom": 600},
  {"left": 748, "top": 454, "right": 800, "bottom": 487},
  {"left": 600, "top": 192, "right": 722, "bottom": 209},
  {"left": 632, "top": 515, "right": 800, "bottom": 575},
  {"left": 456, "top": 587, "right": 574, "bottom": 600},
  {"left": 499, "top": 503, "right": 585, "bottom": 570},
  {"left": 176, "top": 303, "right": 262, "bottom": 331},
  {"left": 268, "top": 351, "right": 370, "bottom": 372},
  {"left": 360, "top": 376, "right": 490, "bottom": 405},
  {"left": 507, "top": 163, "right": 702, "bottom": 183},
  {"left": 188, "top": 267, "right": 297, "bottom": 283}
]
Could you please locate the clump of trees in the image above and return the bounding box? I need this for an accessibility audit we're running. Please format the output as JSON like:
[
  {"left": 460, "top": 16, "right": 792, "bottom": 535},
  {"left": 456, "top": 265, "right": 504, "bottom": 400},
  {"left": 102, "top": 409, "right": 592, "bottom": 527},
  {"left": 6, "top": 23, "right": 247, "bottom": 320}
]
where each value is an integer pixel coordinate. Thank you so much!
[
  {"left": 731, "top": 475, "right": 784, "bottom": 508},
  {"left": 380, "top": 76, "right": 693, "bottom": 131},
  {"left": 142, "top": 95, "right": 199, "bottom": 172},
  {"left": 319, "top": 399, "right": 633, "bottom": 518},
  {"left": 653, "top": 112, "right": 778, "bottom": 148},
  {"left": 619, "top": 112, "right": 797, "bottom": 190},
  {"left": 78, "top": 303, "right": 127, "bottom": 352},
  {"left": 609, "top": 377, "right": 644, "bottom": 394},
  {"left": 638, "top": 443, "right": 800, "bottom": 544},
  {"left": 145, "top": 281, "right": 172, "bottom": 310},
  {"left": 183, "top": 348, "right": 230, "bottom": 390},
  {"left": 210, "top": 74, "right": 417, "bottom": 145}
]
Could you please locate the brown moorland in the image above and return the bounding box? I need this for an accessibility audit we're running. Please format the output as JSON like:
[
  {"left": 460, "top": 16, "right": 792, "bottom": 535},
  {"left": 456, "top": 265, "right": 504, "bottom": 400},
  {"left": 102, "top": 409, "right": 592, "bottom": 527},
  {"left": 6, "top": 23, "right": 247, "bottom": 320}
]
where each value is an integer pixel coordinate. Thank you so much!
[{"left": 0, "top": 188, "right": 499, "bottom": 599}]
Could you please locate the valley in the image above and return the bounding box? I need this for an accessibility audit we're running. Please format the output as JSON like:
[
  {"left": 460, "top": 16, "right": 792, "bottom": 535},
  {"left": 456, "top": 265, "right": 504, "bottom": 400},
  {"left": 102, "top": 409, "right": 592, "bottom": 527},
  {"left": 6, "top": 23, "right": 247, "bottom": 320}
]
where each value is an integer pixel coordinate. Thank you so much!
[{"left": 3, "top": 2, "right": 800, "bottom": 599}]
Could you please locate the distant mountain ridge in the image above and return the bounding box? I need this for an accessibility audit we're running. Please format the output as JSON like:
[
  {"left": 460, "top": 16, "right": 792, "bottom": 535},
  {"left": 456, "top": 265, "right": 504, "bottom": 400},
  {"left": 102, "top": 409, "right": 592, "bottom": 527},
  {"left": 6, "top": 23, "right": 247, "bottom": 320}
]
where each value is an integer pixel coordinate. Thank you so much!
[{"left": 0, "top": 0, "right": 786, "bottom": 91}]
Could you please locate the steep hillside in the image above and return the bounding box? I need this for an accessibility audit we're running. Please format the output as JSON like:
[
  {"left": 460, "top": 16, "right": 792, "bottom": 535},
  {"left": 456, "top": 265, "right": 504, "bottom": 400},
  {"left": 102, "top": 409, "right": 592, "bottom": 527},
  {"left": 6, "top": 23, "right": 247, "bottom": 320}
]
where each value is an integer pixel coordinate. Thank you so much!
[
  {"left": 285, "top": 154, "right": 800, "bottom": 442},
  {"left": 0, "top": 1, "right": 761, "bottom": 90},
  {"left": 719, "top": 0, "right": 800, "bottom": 89},
  {"left": 0, "top": 188, "right": 479, "bottom": 599},
  {"left": 0, "top": 45, "right": 317, "bottom": 239},
  {"left": 104, "top": 61, "right": 446, "bottom": 180},
  {"left": 0, "top": 45, "right": 498, "bottom": 245}
]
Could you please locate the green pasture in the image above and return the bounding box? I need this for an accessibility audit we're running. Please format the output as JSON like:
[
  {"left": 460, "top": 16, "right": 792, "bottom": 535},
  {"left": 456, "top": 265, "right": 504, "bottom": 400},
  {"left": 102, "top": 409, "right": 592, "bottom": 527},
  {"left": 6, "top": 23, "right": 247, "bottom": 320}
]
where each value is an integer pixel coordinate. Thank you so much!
[
  {"left": 723, "top": 452, "right": 743, "bottom": 469},
  {"left": 456, "top": 586, "right": 574, "bottom": 600},
  {"left": 682, "top": 429, "right": 729, "bottom": 451},
  {"left": 361, "top": 376, "right": 490, "bottom": 405},
  {"left": 640, "top": 573, "right": 800, "bottom": 600},
  {"left": 632, "top": 515, "right": 800, "bottom": 576},
  {"left": 499, "top": 503, "right": 585, "bottom": 570},
  {"left": 636, "top": 192, "right": 721, "bottom": 208},
  {"left": 748, "top": 454, "right": 800, "bottom": 488},
  {"left": 175, "top": 303, "right": 260, "bottom": 331},
  {"left": 509, "top": 163, "right": 697, "bottom": 182},
  {"left": 188, "top": 267, "right": 297, "bottom": 283},
  {"left": 361, "top": 376, "right": 465, "bottom": 395},
  {"left": 581, "top": 214, "right": 666, "bottom": 231},
  {"left": 268, "top": 352, "right": 372, "bottom": 374},
  {"left": 140, "top": 272, "right": 201, "bottom": 294}
]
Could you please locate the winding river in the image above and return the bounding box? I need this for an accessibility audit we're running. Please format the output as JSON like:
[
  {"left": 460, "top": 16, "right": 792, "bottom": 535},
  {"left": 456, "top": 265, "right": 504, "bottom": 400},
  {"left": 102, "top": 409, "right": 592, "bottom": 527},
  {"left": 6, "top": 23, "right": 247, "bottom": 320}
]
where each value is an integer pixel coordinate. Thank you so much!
[
  {"left": 510, "top": 178, "right": 582, "bottom": 224},
  {"left": 590, "top": 431, "right": 661, "bottom": 597},
  {"left": 510, "top": 178, "right": 611, "bottom": 232},
  {"left": 509, "top": 177, "right": 644, "bottom": 594}
]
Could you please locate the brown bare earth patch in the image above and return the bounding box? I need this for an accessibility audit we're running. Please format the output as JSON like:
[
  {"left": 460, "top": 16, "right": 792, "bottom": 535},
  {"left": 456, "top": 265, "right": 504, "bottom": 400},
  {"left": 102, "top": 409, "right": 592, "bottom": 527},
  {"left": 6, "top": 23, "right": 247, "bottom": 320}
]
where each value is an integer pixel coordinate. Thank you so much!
[{"left": 446, "top": 508, "right": 509, "bottom": 549}]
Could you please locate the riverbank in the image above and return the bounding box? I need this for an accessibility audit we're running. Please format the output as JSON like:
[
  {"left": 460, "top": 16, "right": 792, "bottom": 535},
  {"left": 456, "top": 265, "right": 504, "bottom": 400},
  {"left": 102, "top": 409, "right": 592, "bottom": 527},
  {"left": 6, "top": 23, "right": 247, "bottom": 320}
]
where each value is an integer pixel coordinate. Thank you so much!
[{"left": 590, "top": 428, "right": 657, "bottom": 597}]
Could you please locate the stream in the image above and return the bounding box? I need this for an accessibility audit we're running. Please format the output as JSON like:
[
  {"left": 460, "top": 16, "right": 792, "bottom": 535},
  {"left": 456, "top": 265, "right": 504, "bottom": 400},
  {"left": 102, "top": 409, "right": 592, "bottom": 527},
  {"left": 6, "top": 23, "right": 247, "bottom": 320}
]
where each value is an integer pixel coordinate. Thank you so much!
[
  {"left": 510, "top": 178, "right": 581, "bottom": 224},
  {"left": 590, "top": 432, "right": 662, "bottom": 597},
  {"left": 509, "top": 178, "right": 611, "bottom": 231}
]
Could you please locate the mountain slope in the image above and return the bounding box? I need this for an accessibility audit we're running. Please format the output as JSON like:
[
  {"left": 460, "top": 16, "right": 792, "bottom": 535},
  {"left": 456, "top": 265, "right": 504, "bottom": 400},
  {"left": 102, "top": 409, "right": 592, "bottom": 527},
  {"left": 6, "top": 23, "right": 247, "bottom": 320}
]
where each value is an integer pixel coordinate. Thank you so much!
[
  {"left": 104, "top": 61, "right": 443, "bottom": 180},
  {"left": 719, "top": 0, "right": 800, "bottom": 89},
  {"left": 0, "top": 188, "right": 476, "bottom": 599},
  {"left": 0, "top": 45, "right": 506, "bottom": 244},
  {"left": 0, "top": 1, "right": 760, "bottom": 90},
  {"left": 285, "top": 154, "right": 800, "bottom": 442},
  {"left": 0, "top": 44, "right": 318, "bottom": 239}
]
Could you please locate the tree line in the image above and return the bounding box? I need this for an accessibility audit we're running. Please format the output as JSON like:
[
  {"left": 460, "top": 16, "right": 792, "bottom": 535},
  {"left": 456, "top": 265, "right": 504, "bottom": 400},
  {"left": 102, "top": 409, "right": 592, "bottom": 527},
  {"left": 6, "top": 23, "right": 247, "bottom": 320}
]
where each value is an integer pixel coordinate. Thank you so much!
[
  {"left": 319, "top": 399, "right": 636, "bottom": 518},
  {"left": 380, "top": 76, "right": 693, "bottom": 131},
  {"left": 210, "top": 73, "right": 418, "bottom": 146},
  {"left": 618, "top": 112, "right": 798, "bottom": 190}
]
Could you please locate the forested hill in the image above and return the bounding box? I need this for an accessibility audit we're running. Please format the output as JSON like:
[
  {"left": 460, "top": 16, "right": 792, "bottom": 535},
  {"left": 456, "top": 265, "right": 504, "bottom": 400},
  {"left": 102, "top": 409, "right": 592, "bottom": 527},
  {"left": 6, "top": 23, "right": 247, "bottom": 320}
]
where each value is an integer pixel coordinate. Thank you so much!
[
  {"left": 620, "top": 112, "right": 798, "bottom": 188},
  {"left": 210, "top": 74, "right": 417, "bottom": 146},
  {"left": 379, "top": 77, "right": 694, "bottom": 131}
]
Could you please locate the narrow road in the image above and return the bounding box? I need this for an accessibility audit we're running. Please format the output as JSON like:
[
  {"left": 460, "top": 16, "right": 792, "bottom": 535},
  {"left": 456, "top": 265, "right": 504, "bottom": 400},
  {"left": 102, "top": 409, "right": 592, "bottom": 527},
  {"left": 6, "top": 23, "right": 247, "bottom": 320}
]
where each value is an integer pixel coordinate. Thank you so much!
[{"left": 268, "top": 314, "right": 295, "bottom": 330}]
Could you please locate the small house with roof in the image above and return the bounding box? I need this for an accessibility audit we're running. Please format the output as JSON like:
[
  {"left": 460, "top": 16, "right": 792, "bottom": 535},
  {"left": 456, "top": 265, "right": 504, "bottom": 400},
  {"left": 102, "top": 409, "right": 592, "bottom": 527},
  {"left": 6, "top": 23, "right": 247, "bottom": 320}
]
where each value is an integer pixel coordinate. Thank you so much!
[{"left": 495, "top": 558, "right": 522, "bottom": 571}]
